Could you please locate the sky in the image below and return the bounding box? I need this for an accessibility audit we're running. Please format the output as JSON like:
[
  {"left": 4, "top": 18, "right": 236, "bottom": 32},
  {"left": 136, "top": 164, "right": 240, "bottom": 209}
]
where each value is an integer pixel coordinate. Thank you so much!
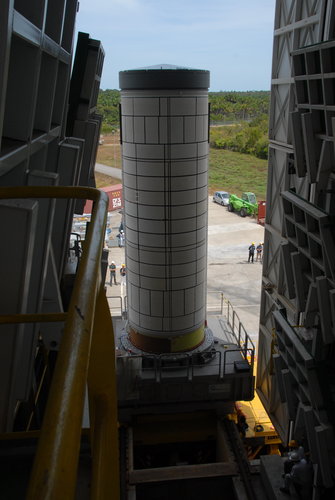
[{"left": 76, "top": 0, "right": 276, "bottom": 92}]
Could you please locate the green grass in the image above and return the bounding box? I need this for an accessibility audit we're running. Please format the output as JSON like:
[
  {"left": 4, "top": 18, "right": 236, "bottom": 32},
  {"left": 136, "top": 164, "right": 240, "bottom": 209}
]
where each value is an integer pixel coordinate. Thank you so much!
[{"left": 209, "top": 149, "right": 268, "bottom": 200}]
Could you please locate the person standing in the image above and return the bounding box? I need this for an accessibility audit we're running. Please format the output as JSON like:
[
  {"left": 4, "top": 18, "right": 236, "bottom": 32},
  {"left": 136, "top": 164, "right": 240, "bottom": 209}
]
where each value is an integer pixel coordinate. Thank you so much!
[
  {"left": 120, "top": 230, "right": 125, "bottom": 247},
  {"left": 109, "top": 261, "right": 117, "bottom": 286},
  {"left": 281, "top": 447, "right": 313, "bottom": 499},
  {"left": 120, "top": 263, "right": 126, "bottom": 294},
  {"left": 261, "top": 242, "right": 264, "bottom": 263},
  {"left": 117, "top": 230, "right": 125, "bottom": 247},
  {"left": 256, "top": 242, "right": 263, "bottom": 262},
  {"left": 248, "top": 242, "right": 255, "bottom": 263}
]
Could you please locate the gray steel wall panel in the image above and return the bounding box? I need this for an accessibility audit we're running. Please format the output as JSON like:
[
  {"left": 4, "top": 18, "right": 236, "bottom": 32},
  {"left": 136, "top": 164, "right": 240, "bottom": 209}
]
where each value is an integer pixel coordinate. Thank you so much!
[{"left": 258, "top": 0, "right": 335, "bottom": 491}]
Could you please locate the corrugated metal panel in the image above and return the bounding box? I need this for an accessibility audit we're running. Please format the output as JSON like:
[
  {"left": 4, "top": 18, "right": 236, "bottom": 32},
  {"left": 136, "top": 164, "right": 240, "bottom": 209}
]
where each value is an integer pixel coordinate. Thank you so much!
[
  {"left": 258, "top": 0, "right": 335, "bottom": 492},
  {"left": 258, "top": 0, "right": 328, "bottom": 446}
]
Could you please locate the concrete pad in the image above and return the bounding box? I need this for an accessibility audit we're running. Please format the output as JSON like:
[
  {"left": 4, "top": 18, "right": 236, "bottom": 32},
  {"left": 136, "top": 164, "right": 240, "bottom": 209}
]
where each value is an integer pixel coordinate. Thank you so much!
[{"left": 207, "top": 198, "right": 264, "bottom": 350}]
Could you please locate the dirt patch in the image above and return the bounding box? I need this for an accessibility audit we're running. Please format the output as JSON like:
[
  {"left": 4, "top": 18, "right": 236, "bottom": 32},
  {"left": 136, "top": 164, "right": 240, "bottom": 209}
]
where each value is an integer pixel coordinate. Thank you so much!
[
  {"left": 95, "top": 171, "right": 120, "bottom": 188},
  {"left": 97, "top": 132, "right": 122, "bottom": 169}
]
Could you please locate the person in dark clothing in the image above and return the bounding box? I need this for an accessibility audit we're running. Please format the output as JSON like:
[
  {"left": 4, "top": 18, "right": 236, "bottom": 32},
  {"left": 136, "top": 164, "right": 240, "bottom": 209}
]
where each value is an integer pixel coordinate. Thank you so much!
[
  {"left": 283, "top": 449, "right": 301, "bottom": 477},
  {"left": 120, "top": 263, "right": 126, "bottom": 278},
  {"left": 109, "top": 261, "right": 117, "bottom": 285},
  {"left": 248, "top": 242, "right": 255, "bottom": 263},
  {"left": 281, "top": 447, "right": 313, "bottom": 499},
  {"left": 237, "top": 413, "right": 249, "bottom": 438}
]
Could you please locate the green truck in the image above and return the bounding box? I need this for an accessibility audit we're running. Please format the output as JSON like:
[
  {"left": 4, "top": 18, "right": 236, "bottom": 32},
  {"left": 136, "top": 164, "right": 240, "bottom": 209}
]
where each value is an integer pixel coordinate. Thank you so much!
[{"left": 227, "top": 192, "right": 258, "bottom": 217}]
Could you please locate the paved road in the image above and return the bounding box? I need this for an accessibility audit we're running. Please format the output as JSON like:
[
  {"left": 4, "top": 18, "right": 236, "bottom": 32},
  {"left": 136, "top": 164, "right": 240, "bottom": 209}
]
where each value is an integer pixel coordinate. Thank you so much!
[{"left": 95, "top": 162, "right": 122, "bottom": 179}]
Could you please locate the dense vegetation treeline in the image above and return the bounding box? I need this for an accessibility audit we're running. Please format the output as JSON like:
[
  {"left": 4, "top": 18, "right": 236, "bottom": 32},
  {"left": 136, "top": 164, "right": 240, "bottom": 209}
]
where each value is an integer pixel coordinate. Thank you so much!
[
  {"left": 97, "top": 89, "right": 270, "bottom": 159},
  {"left": 209, "top": 91, "right": 270, "bottom": 123},
  {"left": 97, "top": 89, "right": 120, "bottom": 130}
]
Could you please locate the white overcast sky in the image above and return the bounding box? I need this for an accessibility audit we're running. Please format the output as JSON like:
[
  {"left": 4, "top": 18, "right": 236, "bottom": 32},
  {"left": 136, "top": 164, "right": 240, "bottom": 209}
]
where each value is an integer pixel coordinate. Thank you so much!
[{"left": 76, "top": 0, "right": 276, "bottom": 92}]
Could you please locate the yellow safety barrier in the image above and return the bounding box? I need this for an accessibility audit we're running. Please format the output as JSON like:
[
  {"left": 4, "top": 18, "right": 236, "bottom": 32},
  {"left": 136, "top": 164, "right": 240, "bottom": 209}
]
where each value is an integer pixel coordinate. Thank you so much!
[{"left": 0, "top": 186, "right": 120, "bottom": 500}]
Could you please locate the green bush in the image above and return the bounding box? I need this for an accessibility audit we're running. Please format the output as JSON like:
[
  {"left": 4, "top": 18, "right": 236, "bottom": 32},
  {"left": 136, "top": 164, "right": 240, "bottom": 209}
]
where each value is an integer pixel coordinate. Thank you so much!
[
  {"left": 254, "top": 136, "right": 269, "bottom": 159},
  {"left": 210, "top": 116, "right": 269, "bottom": 160}
]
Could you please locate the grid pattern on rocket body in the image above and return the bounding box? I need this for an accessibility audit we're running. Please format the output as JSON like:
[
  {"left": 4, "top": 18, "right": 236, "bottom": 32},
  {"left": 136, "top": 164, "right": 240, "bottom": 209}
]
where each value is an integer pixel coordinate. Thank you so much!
[{"left": 121, "top": 90, "right": 209, "bottom": 336}]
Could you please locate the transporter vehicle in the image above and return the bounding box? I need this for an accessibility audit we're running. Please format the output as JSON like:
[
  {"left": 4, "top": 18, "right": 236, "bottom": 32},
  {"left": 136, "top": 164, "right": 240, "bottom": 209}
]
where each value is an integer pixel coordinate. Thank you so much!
[
  {"left": 213, "top": 190, "right": 230, "bottom": 206},
  {"left": 227, "top": 192, "right": 258, "bottom": 217},
  {"left": 1, "top": 1, "right": 335, "bottom": 499}
]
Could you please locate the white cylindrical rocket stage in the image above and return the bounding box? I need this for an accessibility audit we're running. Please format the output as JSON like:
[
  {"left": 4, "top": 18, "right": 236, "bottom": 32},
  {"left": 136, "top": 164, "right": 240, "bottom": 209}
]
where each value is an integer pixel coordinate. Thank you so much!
[{"left": 119, "top": 65, "right": 210, "bottom": 353}]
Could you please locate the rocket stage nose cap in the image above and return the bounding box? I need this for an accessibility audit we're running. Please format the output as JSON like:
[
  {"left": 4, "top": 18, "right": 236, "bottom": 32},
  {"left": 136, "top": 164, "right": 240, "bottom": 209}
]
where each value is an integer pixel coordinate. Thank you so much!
[{"left": 119, "top": 64, "right": 210, "bottom": 90}]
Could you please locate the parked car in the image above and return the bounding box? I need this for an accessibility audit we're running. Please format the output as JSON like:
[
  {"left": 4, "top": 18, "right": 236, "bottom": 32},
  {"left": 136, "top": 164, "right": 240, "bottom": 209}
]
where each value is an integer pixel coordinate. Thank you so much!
[{"left": 213, "top": 191, "right": 230, "bottom": 206}]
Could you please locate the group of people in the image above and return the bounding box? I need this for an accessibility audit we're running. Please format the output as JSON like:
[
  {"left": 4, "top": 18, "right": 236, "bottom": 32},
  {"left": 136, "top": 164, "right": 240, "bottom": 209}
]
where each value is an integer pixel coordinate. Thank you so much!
[
  {"left": 248, "top": 242, "right": 263, "bottom": 263},
  {"left": 109, "top": 261, "right": 126, "bottom": 287},
  {"left": 281, "top": 446, "right": 314, "bottom": 499},
  {"left": 107, "top": 221, "right": 126, "bottom": 293}
]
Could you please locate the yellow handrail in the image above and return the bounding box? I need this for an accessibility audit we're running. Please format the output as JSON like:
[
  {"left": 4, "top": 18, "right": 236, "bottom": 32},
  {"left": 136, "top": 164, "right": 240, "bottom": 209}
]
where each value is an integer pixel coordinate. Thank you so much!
[{"left": 0, "top": 186, "right": 119, "bottom": 499}]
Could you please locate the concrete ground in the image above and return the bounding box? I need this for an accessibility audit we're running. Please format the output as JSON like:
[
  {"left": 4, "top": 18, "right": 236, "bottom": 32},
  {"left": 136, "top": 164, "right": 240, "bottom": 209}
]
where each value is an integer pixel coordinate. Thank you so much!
[
  {"left": 207, "top": 198, "right": 264, "bottom": 349},
  {"left": 105, "top": 198, "right": 264, "bottom": 349}
]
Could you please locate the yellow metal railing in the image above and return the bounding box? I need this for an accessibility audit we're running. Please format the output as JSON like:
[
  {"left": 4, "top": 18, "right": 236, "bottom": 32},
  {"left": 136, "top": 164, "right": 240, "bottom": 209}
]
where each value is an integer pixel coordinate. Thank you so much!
[{"left": 0, "top": 186, "right": 120, "bottom": 499}]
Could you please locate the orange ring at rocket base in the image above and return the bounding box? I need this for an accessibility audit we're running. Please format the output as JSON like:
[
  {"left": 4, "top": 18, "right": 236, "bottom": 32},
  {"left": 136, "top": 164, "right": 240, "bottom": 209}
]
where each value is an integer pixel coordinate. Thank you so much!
[{"left": 128, "top": 324, "right": 206, "bottom": 353}]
